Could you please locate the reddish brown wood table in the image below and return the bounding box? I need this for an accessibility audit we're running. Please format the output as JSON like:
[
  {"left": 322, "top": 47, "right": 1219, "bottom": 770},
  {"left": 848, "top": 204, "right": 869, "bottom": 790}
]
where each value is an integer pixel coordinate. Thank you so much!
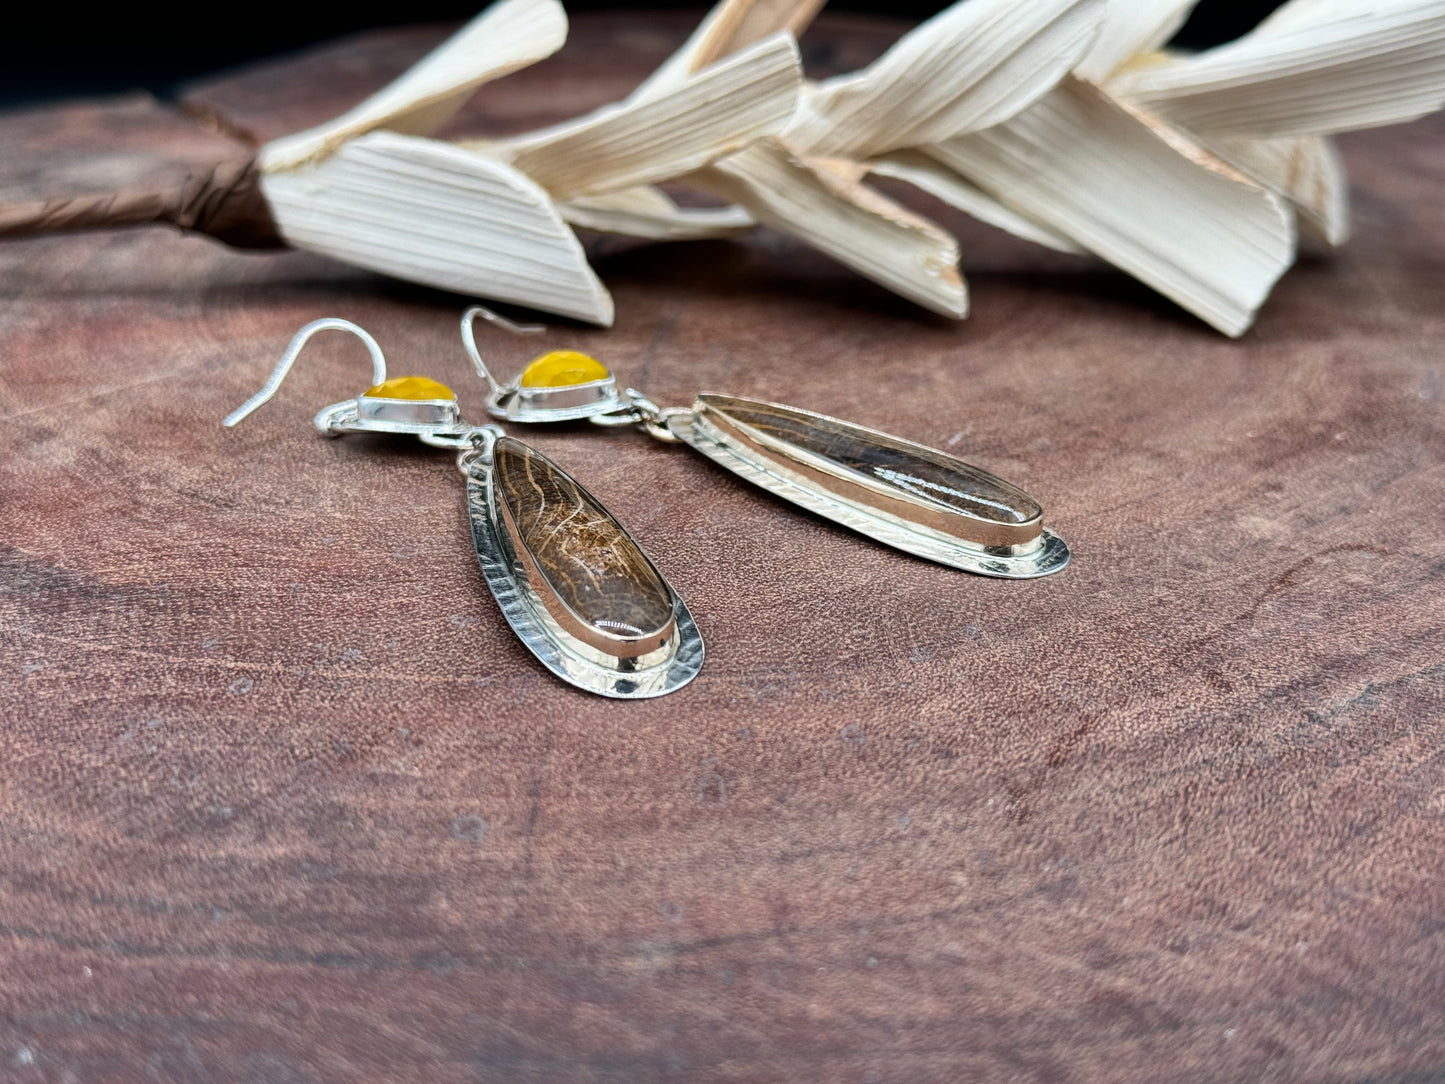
[{"left": 2, "top": 14, "right": 1443, "bottom": 1081}]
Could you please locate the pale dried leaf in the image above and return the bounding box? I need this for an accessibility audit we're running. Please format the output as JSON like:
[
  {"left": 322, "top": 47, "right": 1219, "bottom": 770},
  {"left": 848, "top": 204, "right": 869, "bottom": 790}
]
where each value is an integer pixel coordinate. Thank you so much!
[
  {"left": 261, "top": 0, "right": 568, "bottom": 170},
  {"left": 561, "top": 187, "right": 755, "bottom": 239},
  {"left": 930, "top": 78, "right": 1293, "bottom": 336},
  {"left": 785, "top": 0, "right": 1105, "bottom": 159},
  {"left": 631, "top": 0, "right": 824, "bottom": 101},
  {"left": 1075, "top": 0, "right": 1198, "bottom": 83},
  {"left": 695, "top": 140, "right": 967, "bottom": 317},
  {"left": 261, "top": 131, "right": 613, "bottom": 325},
  {"left": 1112, "top": 0, "right": 1445, "bottom": 137},
  {"left": 478, "top": 35, "right": 802, "bottom": 200},
  {"left": 868, "top": 150, "right": 1084, "bottom": 254},
  {"left": 1203, "top": 133, "right": 1350, "bottom": 244},
  {"left": 1253, "top": 0, "right": 1393, "bottom": 37}
]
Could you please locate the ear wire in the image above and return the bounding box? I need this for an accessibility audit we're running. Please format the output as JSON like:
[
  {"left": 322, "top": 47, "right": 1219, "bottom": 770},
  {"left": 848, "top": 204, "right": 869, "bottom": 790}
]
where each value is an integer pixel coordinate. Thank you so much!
[
  {"left": 460, "top": 305, "right": 545, "bottom": 396},
  {"left": 223, "top": 318, "right": 387, "bottom": 427}
]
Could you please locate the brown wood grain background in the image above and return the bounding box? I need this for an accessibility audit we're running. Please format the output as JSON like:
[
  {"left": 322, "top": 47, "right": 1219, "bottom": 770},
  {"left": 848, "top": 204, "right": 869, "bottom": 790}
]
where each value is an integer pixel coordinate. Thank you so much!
[{"left": 2, "top": 13, "right": 1443, "bottom": 1082}]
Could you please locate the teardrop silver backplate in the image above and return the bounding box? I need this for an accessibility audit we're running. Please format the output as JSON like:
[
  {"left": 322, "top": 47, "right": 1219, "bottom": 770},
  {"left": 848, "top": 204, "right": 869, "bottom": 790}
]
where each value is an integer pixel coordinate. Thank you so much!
[
  {"left": 467, "top": 438, "right": 703, "bottom": 698},
  {"left": 669, "top": 395, "right": 1069, "bottom": 579}
]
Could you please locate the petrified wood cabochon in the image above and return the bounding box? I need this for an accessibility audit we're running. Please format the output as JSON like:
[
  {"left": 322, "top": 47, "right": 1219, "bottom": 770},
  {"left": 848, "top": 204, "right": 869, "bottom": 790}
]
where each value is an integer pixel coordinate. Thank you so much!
[
  {"left": 2, "top": 12, "right": 1444, "bottom": 1082},
  {"left": 696, "top": 393, "right": 1045, "bottom": 547},
  {"left": 491, "top": 436, "right": 676, "bottom": 654}
]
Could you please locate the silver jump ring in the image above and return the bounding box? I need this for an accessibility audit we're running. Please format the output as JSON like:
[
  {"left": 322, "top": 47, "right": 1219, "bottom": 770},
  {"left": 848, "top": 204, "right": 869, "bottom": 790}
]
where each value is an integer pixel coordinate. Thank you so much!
[
  {"left": 641, "top": 407, "right": 691, "bottom": 443},
  {"left": 420, "top": 429, "right": 481, "bottom": 449},
  {"left": 449, "top": 425, "right": 503, "bottom": 475},
  {"left": 597, "top": 389, "right": 691, "bottom": 443}
]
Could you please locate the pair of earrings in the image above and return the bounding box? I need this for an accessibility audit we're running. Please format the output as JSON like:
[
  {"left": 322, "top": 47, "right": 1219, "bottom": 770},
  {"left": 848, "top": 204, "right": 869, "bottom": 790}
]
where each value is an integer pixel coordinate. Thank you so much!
[{"left": 225, "top": 308, "right": 1068, "bottom": 698}]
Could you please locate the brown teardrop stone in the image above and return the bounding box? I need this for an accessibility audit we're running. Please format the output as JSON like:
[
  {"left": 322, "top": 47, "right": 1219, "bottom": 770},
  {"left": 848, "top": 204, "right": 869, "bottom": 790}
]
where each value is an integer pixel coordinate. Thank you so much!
[
  {"left": 491, "top": 438, "right": 675, "bottom": 657},
  {"left": 696, "top": 395, "right": 1043, "bottom": 548}
]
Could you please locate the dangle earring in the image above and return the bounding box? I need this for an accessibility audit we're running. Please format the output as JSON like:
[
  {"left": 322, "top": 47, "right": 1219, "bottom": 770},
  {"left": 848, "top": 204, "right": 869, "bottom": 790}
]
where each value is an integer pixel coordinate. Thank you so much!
[
  {"left": 223, "top": 318, "right": 703, "bottom": 699},
  {"left": 463, "top": 308, "right": 1069, "bottom": 579}
]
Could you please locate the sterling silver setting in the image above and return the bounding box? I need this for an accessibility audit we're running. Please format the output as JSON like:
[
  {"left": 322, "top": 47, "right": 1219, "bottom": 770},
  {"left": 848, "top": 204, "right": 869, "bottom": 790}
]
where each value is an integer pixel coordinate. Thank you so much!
[
  {"left": 311, "top": 396, "right": 465, "bottom": 436},
  {"left": 224, "top": 315, "right": 704, "bottom": 699},
  {"left": 668, "top": 407, "right": 1070, "bottom": 578},
  {"left": 456, "top": 309, "right": 1071, "bottom": 579},
  {"left": 491, "top": 376, "right": 625, "bottom": 423},
  {"left": 461, "top": 305, "right": 627, "bottom": 423},
  {"left": 466, "top": 462, "right": 703, "bottom": 699},
  {"left": 355, "top": 394, "right": 460, "bottom": 431}
]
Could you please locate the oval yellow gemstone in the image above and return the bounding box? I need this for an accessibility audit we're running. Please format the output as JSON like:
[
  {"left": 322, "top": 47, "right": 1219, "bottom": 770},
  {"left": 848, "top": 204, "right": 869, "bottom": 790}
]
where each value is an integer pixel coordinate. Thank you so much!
[
  {"left": 519, "top": 351, "right": 610, "bottom": 388},
  {"left": 363, "top": 375, "right": 456, "bottom": 401}
]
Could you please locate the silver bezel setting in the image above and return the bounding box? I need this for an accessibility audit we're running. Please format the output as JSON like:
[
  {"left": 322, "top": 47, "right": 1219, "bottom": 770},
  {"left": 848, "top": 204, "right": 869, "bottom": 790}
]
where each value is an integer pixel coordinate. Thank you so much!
[
  {"left": 488, "top": 375, "right": 628, "bottom": 424},
  {"left": 670, "top": 409, "right": 1070, "bottom": 579},
  {"left": 466, "top": 468, "right": 704, "bottom": 698},
  {"left": 356, "top": 394, "right": 461, "bottom": 431},
  {"left": 315, "top": 397, "right": 463, "bottom": 436}
]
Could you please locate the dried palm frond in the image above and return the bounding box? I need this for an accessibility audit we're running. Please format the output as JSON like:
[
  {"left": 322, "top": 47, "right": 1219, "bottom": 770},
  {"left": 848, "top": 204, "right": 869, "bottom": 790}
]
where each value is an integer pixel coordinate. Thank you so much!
[
  {"left": 926, "top": 80, "right": 1294, "bottom": 336},
  {"left": 560, "top": 188, "right": 756, "bottom": 241},
  {"left": 2, "top": 0, "right": 1443, "bottom": 336},
  {"left": 1113, "top": 0, "right": 1445, "bottom": 138},
  {"left": 906, "top": 0, "right": 1445, "bottom": 332},
  {"left": 1107, "top": 0, "right": 1445, "bottom": 247},
  {"left": 702, "top": 142, "right": 967, "bottom": 316},
  {"left": 598, "top": 0, "right": 1444, "bottom": 334},
  {"left": 782, "top": 0, "right": 1104, "bottom": 159},
  {"left": 842, "top": 0, "right": 1298, "bottom": 336},
  {"left": 255, "top": 0, "right": 801, "bottom": 324},
  {"left": 260, "top": 0, "right": 568, "bottom": 171},
  {"left": 0, "top": 0, "right": 801, "bottom": 326},
  {"left": 867, "top": 151, "right": 1083, "bottom": 254},
  {"left": 651, "top": 0, "right": 1107, "bottom": 318},
  {"left": 469, "top": 34, "right": 801, "bottom": 200},
  {"left": 259, "top": 129, "right": 616, "bottom": 323}
]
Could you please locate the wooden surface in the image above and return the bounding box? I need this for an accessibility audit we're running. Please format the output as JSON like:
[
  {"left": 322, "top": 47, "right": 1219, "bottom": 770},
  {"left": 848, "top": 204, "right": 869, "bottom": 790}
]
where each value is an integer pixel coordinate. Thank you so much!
[{"left": 3, "top": 13, "right": 1444, "bottom": 1082}]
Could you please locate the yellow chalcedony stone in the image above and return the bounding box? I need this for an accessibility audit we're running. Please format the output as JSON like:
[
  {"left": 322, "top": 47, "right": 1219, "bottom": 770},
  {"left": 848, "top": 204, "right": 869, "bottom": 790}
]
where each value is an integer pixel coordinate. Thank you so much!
[
  {"left": 363, "top": 375, "right": 456, "bottom": 401},
  {"left": 519, "top": 351, "right": 610, "bottom": 388}
]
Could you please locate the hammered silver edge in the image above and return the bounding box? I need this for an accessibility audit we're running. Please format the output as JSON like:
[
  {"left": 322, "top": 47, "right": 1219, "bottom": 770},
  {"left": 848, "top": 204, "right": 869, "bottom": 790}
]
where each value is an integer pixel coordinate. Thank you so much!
[
  {"left": 466, "top": 470, "right": 704, "bottom": 698},
  {"left": 672, "top": 412, "right": 1070, "bottom": 579}
]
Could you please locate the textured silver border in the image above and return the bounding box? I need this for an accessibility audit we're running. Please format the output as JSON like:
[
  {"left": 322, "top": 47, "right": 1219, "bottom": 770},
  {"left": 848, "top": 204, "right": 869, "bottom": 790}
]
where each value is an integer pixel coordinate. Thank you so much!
[
  {"left": 671, "top": 411, "right": 1070, "bottom": 579},
  {"left": 490, "top": 377, "right": 629, "bottom": 424},
  {"left": 356, "top": 395, "right": 460, "bottom": 429},
  {"left": 314, "top": 399, "right": 466, "bottom": 437},
  {"left": 466, "top": 468, "right": 704, "bottom": 698}
]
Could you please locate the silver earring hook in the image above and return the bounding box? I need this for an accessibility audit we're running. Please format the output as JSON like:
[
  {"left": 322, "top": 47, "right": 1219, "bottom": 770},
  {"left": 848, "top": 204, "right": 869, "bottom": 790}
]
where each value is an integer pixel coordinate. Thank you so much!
[
  {"left": 461, "top": 305, "right": 545, "bottom": 396},
  {"left": 223, "top": 318, "right": 387, "bottom": 428}
]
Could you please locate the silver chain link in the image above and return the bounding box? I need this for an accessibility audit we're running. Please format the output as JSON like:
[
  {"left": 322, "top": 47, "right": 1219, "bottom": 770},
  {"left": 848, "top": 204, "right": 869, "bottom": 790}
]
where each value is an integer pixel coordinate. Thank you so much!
[
  {"left": 413, "top": 424, "right": 504, "bottom": 475},
  {"left": 588, "top": 388, "right": 691, "bottom": 443}
]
